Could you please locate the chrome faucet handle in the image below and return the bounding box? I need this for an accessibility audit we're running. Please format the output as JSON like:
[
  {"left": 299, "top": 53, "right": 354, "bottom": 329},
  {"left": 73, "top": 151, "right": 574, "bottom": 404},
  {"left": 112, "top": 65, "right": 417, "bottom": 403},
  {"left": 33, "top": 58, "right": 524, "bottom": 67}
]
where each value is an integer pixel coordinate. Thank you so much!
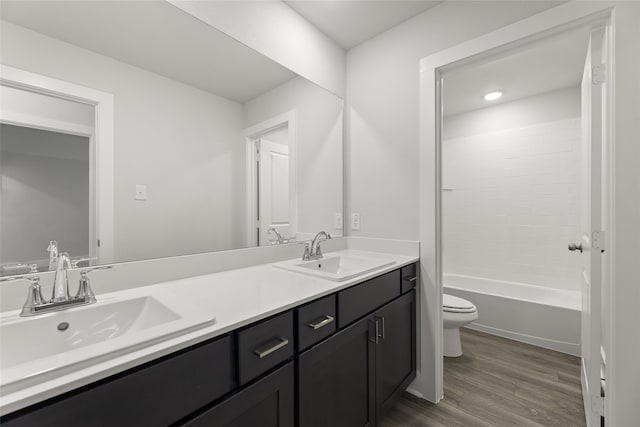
[
  {"left": 297, "top": 241, "right": 312, "bottom": 260},
  {"left": 70, "top": 257, "right": 97, "bottom": 269},
  {"left": 0, "top": 275, "right": 46, "bottom": 316},
  {"left": 75, "top": 265, "right": 112, "bottom": 302}
]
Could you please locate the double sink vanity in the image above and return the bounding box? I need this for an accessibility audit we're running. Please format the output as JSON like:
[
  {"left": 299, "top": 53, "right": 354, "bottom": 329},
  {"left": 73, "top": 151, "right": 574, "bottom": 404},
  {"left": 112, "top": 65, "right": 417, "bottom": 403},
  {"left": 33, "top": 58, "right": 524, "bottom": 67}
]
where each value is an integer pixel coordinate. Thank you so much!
[{"left": 0, "top": 245, "right": 418, "bottom": 426}]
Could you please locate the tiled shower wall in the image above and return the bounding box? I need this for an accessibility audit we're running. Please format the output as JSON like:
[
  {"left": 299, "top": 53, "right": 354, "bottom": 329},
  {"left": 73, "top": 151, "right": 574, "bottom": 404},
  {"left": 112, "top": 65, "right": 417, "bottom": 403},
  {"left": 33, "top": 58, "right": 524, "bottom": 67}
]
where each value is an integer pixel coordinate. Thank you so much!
[{"left": 442, "top": 117, "right": 582, "bottom": 291}]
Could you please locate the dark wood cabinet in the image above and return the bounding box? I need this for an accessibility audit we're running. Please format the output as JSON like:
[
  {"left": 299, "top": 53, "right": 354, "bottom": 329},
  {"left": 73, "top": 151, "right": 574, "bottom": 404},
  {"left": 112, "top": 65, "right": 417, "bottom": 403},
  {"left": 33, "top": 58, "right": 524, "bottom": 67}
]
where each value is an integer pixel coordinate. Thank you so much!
[
  {"left": 1, "top": 336, "right": 234, "bottom": 427},
  {"left": 183, "top": 362, "right": 294, "bottom": 427},
  {"left": 374, "top": 290, "right": 417, "bottom": 420},
  {"left": 1, "top": 263, "right": 418, "bottom": 427},
  {"left": 299, "top": 284, "right": 417, "bottom": 427},
  {"left": 298, "top": 316, "right": 376, "bottom": 427}
]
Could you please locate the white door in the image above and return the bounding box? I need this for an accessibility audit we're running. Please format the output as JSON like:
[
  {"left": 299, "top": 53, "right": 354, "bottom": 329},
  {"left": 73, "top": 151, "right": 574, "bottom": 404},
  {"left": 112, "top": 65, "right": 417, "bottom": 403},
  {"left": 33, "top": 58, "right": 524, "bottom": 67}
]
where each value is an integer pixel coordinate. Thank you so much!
[
  {"left": 257, "top": 139, "right": 292, "bottom": 245},
  {"left": 577, "top": 26, "right": 606, "bottom": 427}
]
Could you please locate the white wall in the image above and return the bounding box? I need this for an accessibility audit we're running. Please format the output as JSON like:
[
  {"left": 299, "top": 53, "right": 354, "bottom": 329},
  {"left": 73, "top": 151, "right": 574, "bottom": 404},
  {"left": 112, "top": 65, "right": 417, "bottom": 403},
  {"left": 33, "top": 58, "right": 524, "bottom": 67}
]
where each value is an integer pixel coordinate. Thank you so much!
[
  {"left": 1, "top": 21, "right": 247, "bottom": 263},
  {"left": 443, "top": 87, "right": 581, "bottom": 139},
  {"left": 1, "top": 124, "right": 90, "bottom": 265},
  {"left": 170, "top": 0, "right": 346, "bottom": 98},
  {"left": 346, "top": 1, "right": 562, "bottom": 241},
  {"left": 442, "top": 89, "right": 581, "bottom": 291},
  {"left": 243, "top": 77, "right": 344, "bottom": 237}
]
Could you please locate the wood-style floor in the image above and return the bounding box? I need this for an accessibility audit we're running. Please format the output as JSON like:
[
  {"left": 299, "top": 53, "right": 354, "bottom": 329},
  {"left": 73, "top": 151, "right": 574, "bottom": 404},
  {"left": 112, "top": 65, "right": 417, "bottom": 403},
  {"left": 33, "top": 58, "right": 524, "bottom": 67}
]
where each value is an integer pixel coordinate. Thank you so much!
[{"left": 380, "top": 328, "right": 586, "bottom": 427}]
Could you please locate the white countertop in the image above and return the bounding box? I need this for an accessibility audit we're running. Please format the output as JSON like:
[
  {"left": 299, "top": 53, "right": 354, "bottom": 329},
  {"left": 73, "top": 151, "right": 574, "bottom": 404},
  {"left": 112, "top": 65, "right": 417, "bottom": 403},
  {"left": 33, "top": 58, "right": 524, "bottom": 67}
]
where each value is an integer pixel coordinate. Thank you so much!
[{"left": 0, "top": 249, "right": 417, "bottom": 416}]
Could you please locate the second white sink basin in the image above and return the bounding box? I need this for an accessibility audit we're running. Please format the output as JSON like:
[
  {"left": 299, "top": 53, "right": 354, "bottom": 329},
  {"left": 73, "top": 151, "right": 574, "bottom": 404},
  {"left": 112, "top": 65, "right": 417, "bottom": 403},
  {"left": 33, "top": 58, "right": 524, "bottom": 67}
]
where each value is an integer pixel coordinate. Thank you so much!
[
  {"left": 0, "top": 286, "right": 215, "bottom": 395},
  {"left": 274, "top": 252, "right": 395, "bottom": 281}
]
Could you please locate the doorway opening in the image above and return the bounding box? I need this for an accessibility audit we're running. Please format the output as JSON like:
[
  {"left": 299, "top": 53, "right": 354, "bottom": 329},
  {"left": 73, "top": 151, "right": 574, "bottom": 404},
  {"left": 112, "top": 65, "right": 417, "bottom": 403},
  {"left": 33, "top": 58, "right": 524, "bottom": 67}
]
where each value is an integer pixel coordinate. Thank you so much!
[
  {"left": 243, "top": 110, "right": 297, "bottom": 247},
  {"left": 0, "top": 65, "right": 115, "bottom": 268},
  {"left": 431, "top": 16, "right": 611, "bottom": 427}
]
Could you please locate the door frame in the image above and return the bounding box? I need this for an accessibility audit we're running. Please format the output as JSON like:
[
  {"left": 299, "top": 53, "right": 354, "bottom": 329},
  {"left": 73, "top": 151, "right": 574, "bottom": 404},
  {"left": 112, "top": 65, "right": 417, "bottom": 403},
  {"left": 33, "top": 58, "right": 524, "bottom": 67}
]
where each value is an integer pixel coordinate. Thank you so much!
[
  {"left": 0, "top": 65, "right": 115, "bottom": 264},
  {"left": 418, "top": 2, "right": 615, "bottom": 415},
  {"left": 242, "top": 110, "right": 298, "bottom": 247}
]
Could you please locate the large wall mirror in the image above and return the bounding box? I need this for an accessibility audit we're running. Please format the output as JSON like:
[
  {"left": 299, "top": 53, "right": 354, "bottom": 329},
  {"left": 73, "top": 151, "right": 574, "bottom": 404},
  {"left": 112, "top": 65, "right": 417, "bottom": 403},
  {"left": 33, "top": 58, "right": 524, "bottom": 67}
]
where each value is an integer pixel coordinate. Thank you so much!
[{"left": 0, "top": 1, "right": 344, "bottom": 276}]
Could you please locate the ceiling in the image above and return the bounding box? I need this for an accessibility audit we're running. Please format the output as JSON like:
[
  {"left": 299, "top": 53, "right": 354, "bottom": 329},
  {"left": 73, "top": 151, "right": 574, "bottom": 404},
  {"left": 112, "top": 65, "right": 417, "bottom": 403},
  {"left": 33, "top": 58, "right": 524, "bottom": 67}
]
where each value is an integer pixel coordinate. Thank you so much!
[
  {"left": 442, "top": 26, "right": 591, "bottom": 116},
  {"left": 0, "top": 1, "right": 296, "bottom": 103},
  {"left": 285, "top": 0, "right": 442, "bottom": 49}
]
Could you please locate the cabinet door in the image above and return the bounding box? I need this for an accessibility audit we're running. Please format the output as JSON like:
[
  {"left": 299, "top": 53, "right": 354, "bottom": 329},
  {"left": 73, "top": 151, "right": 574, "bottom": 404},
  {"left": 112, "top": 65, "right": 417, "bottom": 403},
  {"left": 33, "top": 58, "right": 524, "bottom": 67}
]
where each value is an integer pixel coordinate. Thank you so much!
[
  {"left": 298, "top": 316, "right": 376, "bottom": 427},
  {"left": 375, "top": 290, "right": 416, "bottom": 419},
  {"left": 183, "top": 362, "right": 294, "bottom": 427}
]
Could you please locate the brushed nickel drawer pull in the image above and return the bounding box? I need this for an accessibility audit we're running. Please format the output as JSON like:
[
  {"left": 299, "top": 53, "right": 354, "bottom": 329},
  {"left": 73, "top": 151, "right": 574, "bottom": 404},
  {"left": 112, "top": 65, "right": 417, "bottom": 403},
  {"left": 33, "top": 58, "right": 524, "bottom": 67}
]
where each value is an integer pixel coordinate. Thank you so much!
[
  {"left": 254, "top": 337, "right": 289, "bottom": 359},
  {"left": 307, "top": 315, "right": 335, "bottom": 330},
  {"left": 405, "top": 276, "right": 417, "bottom": 282}
]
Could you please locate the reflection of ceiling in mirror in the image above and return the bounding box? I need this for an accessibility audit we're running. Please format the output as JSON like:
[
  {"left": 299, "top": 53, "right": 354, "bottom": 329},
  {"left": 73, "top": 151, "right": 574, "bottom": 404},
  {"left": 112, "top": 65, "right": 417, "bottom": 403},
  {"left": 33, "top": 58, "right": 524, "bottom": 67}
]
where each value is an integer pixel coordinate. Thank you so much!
[{"left": 0, "top": 0, "right": 297, "bottom": 103}]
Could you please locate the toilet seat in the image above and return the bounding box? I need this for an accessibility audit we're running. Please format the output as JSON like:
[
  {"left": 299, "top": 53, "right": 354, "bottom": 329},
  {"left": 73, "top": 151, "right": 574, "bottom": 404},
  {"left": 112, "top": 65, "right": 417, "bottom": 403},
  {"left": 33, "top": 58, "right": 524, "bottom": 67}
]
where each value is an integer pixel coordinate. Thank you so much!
[{"left": 443, "top": 294, "right": 476, "bottom": 313}]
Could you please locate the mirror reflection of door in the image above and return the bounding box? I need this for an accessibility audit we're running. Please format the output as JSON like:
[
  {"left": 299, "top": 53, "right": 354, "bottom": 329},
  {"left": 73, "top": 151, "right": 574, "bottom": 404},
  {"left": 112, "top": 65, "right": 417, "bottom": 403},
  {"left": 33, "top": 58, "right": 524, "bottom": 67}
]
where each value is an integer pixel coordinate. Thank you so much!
[
  {"left": 0, "top": 85, "right": 95, "bottom": 275},
  {"left": 256, "top": 125, "right": 292, "bottom": 246}
]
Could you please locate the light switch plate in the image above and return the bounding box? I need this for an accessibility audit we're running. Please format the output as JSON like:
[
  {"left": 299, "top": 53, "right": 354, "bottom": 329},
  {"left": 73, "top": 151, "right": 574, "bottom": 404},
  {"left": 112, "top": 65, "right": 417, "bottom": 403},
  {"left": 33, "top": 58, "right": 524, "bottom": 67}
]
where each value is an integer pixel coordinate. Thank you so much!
[
  {"left": 135, "top": 185, "right": 147, "bottom": 201},
  {"left": 351, "top": 213, "right": 361, "bottom": 231},
  {"left": 335, "top": 213, "right": 343, "bottom": 230}
]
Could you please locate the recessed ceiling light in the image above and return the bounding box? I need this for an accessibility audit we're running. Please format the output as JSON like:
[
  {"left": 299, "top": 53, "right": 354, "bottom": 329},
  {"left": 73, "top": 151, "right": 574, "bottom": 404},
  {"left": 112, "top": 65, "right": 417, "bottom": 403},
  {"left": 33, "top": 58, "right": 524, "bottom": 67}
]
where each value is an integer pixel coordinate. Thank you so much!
[{"left": 484, "top": 91, "right": 503, "bottom": 101}]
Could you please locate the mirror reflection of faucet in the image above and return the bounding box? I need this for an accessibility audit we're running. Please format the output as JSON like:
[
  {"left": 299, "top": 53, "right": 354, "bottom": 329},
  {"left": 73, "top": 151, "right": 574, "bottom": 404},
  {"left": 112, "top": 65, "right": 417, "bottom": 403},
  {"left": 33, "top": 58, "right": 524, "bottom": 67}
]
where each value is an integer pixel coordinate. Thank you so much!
[{"left": 266, "top": 228, "right": 295, "bottom": 245}]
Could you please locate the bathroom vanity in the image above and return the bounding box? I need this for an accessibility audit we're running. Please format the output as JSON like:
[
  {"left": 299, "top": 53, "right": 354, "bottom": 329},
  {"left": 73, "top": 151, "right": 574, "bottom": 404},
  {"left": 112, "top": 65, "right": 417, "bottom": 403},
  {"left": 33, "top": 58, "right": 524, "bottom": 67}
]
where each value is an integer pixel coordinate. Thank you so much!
[{"left": 0, "top": 258, "right": 418, "bottom": 426}]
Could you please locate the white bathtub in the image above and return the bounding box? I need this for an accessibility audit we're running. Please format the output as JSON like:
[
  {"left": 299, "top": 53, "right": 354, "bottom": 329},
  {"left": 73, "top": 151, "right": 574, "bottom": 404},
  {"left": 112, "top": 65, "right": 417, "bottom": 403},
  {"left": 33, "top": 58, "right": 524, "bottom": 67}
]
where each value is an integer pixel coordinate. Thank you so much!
[{"left": 444, "top": 274, "right": 581, "bottom": 356}]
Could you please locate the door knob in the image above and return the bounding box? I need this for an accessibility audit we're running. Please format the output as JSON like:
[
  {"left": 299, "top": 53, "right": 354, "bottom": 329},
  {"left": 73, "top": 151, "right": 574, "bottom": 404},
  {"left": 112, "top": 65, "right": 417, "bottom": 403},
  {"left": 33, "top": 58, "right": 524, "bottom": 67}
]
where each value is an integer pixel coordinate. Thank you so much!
[{"left": 568, "top": 243, "right": 583, "bottom": 253}]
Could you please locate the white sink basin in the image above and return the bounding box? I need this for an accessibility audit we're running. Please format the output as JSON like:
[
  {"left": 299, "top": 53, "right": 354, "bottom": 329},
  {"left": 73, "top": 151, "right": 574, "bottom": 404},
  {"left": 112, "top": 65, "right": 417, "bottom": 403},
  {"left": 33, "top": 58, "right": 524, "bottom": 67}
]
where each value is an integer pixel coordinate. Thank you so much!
[
  {"left": 0, "top": 287, "right": 215, "bottom": 394},
  {"left": 274, "top": 253, "right": 395, "bottom": 281}
]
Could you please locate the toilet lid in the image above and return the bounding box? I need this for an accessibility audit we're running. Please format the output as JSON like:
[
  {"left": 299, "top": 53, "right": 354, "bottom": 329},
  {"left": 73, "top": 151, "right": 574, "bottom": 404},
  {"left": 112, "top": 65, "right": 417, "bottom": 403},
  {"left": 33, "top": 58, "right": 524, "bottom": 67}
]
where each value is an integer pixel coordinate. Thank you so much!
[{"left": 443, "top": 294, "right": 476, "bottom": 313}]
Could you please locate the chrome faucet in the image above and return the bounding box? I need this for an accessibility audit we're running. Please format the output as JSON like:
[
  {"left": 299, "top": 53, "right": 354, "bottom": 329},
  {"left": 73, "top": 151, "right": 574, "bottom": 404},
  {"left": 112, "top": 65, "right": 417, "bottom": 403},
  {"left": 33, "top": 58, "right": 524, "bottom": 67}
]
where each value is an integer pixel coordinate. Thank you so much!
[
  {"left": 0, "top": 263, "right": 112, "bottom": 317},
  {"left": 267, "top": 228, "right": 284, "bottom": 244},
  {"left": 303, "top": 231, "right": 331, "bottom": 261},
  {"left": 47, "top": 240, "right": 58, "bottom": 271},
  {"left": 52, "top": 252, "right": 72, "bottom": 302}
]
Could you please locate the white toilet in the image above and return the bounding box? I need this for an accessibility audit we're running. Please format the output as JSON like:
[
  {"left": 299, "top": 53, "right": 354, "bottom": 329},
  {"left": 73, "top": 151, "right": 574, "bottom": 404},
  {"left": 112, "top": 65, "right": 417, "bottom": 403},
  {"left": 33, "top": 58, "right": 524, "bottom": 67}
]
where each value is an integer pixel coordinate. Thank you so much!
[{"left": 443, "top": 294, "right": 478, "bottom": 357}]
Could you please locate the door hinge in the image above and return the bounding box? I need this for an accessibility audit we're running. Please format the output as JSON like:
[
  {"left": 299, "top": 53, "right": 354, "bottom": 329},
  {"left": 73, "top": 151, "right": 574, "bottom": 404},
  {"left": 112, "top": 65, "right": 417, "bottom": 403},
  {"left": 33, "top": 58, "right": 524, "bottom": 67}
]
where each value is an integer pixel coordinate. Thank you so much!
[
  {"left": 97, "top": 239, "right": 100, "bottom": 248},
  {"left": 592, "top": 64, "right": 606, "bottom": 85},
  {"left": 255, "top": 139, "right": 261, "bottom": 160},
  {"left": 255, "top": 220, "right": 260, "bottom": 228},
  {"left": 591, "top": 395, "right": 605, "bottom": 416},
  {"left": 592, "top": 230, "right": 605, "bottom": 253}
]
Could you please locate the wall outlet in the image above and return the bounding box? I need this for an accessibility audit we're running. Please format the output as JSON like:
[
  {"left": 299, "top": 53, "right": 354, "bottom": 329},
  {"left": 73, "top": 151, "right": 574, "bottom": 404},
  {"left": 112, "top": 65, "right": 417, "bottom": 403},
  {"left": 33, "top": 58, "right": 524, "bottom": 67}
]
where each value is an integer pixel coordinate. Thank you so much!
[
  {"left": 335, "top": 213, "right": 343, "bottom": 230},
  {"left": 135, "top": 185, "right": 147, "bottom": 201},
  {"left": 351, "top": 213, "right": 361, "bottom": 231}
]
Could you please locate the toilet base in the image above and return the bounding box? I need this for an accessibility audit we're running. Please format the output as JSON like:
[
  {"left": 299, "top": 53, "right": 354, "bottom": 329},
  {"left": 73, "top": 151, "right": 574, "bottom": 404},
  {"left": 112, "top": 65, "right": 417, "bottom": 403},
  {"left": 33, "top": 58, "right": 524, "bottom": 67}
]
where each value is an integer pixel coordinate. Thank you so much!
[{"left": 443, "top": 327, "right": 463, "bottom": 357}]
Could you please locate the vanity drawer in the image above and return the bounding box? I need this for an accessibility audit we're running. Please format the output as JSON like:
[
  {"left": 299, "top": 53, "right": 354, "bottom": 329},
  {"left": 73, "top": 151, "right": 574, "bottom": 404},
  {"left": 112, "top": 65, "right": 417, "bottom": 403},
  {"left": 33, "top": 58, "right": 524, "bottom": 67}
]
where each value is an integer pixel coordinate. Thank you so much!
[
  {"left": 297, "top": 294, "right": 337, "bottom": 352},
  {"left": 1, "top": 336, "right": 233, "bottom": 427},
  {"left": 401, "top": 263, "right": 418, "bottom": 293},
  {"left": 238, "top": 311, "right": 294, "bottom": 385},
  {"left": 338, "top": 269, "right": 401, "bottom": 328}
]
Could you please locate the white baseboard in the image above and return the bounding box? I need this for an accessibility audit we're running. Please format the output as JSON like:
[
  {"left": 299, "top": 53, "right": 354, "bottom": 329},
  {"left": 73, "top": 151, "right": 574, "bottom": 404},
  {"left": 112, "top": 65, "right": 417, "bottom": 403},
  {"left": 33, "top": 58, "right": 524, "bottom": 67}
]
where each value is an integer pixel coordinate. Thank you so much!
[{"left": 466, "top": 323, "right": 580, "bottom": 356}]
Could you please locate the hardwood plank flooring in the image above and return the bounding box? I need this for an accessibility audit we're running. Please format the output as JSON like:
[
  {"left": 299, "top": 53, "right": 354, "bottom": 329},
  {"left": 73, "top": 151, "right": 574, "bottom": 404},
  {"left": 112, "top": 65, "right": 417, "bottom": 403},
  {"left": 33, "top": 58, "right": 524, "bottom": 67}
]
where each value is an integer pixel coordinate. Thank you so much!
[{"left": 379, "top": 328, "right": 586, "bottom": 427}]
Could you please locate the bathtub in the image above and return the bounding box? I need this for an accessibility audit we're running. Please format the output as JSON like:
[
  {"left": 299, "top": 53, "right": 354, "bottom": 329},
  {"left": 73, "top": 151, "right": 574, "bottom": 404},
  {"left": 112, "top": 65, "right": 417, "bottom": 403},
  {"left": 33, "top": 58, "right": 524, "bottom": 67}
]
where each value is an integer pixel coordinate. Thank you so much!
[{"left": 444, "top": 273, "right": 581, "bottom": 356}]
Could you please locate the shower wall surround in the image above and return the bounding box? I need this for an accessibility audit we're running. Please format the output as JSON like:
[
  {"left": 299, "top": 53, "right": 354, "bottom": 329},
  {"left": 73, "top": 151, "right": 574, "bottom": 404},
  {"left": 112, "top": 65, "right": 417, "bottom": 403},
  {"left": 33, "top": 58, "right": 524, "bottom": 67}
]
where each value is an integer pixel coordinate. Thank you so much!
[{"left": 443, "top": 89, "right": 581, "bottom": 292}]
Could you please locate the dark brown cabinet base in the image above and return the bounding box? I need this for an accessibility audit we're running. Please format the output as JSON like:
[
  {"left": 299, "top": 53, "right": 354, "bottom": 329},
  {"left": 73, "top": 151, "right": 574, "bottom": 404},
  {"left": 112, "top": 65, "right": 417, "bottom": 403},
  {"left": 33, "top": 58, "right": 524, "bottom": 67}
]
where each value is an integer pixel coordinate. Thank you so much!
[
  {"left": 1, "top": 263, "right": 418, "bottom": 427},
  {"left": 183, "top": 362, "right": 294, "bottom": 427}
]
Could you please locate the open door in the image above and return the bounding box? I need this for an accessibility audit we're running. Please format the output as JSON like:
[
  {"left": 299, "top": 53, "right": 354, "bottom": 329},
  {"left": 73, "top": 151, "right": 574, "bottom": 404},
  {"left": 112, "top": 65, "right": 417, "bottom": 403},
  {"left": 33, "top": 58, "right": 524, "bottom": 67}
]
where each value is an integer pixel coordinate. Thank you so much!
[
  {"left": 576, "top": 26, "right": 607, "bottom": 427},
  {"left": 257, "top": 138, "right": 293, "bottom": 245}
]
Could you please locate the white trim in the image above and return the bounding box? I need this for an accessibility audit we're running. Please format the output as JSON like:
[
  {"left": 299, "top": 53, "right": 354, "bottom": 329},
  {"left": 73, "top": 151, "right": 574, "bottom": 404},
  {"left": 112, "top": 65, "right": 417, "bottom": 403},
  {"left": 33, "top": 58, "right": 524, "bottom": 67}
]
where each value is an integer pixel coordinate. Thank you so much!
[
  {"left": 0, "top": 111, "right": 94, "bottom": 138},
  {"left": 242, "top": 110, "right": 298, "bottom": 247},
  {"left": 1, "top": 65, "right": 115, "bottom": 264},
  {"left": 419, "top": 1, "right": 615, "bottom": 405}
]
